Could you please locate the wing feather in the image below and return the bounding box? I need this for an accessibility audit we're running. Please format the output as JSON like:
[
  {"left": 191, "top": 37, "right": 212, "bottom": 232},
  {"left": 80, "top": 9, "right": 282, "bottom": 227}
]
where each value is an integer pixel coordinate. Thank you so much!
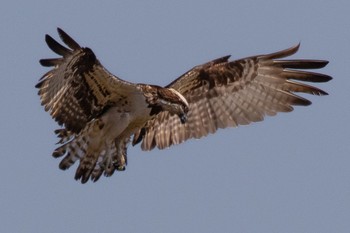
[
  {"left": 135, "top": 44, "right": 331, "bottom": 150},
  {"left": 57, "top": 27, "right": 81, "bottom": 50},
  {"left": 45, "top": 34, "right": 72, "bottom": 56},
  {"left": 36, "top": 28, "right": 137, "bottom": 133}
]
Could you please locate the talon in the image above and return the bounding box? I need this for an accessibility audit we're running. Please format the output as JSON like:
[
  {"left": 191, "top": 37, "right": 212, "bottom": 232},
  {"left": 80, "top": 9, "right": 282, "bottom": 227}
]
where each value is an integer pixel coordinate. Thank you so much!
[{"left": 113, "top": 161, "right": 126, "bottom": 171}]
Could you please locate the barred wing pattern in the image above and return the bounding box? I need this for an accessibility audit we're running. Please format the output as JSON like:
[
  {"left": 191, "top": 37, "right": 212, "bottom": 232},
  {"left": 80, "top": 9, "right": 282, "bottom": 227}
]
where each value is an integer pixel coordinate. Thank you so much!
[
  {"left": 36, "top": 28, "right": 147, "bottom": 183},
  {"left": 134, "top": 45, "right": 331, "bottom": 150},
  {"left": 37, "top": 28, "right": 331, "bottom": 183},
  {"left": 36, "top": 28, "right": 137, "bottom": 134}
]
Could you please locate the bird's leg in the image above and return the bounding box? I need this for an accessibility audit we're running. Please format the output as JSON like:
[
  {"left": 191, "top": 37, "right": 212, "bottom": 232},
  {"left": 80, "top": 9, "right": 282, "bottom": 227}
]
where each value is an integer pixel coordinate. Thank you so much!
[{"left": 112, "top": 137, "right": 130, "bottom": 171}]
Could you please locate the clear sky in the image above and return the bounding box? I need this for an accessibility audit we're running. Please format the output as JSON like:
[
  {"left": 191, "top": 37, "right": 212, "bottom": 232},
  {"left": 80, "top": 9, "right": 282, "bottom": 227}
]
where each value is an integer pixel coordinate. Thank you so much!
[{"left": 1, "top": 1, "right": 349, "bottom": 233}]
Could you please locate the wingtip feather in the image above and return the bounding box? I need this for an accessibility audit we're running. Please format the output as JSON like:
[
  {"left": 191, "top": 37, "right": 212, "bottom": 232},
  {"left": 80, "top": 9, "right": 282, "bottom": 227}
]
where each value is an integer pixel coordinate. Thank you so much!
[
  {"left": 57, "top": 27, "right": 81, "bottom": 50},
  {"left": 264, "top": 43, "right": 300, "bottom": 60},
  {"left": 45, "top": 33, "right": 72, "bottom": 56}
]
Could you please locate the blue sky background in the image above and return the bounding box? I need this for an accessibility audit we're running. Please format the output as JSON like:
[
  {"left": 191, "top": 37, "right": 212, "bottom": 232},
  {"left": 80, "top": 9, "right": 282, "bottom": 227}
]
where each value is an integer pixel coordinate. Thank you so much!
[{"left": 1, "top": 1, "right": 349, "bottom": 232}]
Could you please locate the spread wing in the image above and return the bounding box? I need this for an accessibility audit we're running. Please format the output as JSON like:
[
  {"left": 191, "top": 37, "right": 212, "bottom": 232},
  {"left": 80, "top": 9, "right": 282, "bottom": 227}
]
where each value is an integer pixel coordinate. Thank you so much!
[
  {"left": 134, "top": 44, "right": 331, "bottom": 150},
  {"left": 36, "top": 28, "right": 137, "bottom": 133}
]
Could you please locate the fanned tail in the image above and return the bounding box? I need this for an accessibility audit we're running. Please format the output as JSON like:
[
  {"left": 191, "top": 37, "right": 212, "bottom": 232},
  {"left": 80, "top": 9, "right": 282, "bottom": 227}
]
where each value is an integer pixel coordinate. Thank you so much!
[{"left": 52, "top": 124, "right": 130, "bottom": 183}]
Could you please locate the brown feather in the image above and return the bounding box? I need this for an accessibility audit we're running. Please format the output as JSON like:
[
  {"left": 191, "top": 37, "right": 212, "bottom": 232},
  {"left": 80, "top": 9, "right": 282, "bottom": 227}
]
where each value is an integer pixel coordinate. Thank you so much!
[
  {"left": 36, "top": 28, "right": 138, "bottom": 134},
  {"left": 37, "top": 29, "right": 331, "bottom": 183},
  {"left": 37, "top": 28, "right": 147, "bottom": 183},
  {"left": 135, "top": 44, "right": 331, "bottom": 150}
]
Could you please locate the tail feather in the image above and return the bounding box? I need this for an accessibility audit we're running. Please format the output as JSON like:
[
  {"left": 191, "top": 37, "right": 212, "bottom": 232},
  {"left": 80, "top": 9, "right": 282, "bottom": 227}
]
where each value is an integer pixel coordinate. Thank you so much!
[
  {"left": 53, "top": 130, "right": 87, "bottom": 170},
  {"left": 54, "top": 129, "right": 74, "bottom": 144},
  {"left": 75, "top": 153, "right": 98, "bottom": 183},
  {"left": 90, "top": 138, "right": 130, "bottom": 182},
  {"left": 52, "top": 124, "right": 130, "bottom": 183},
  {"left": 91, "top": 146, "right": 117, "bottom": 182}
]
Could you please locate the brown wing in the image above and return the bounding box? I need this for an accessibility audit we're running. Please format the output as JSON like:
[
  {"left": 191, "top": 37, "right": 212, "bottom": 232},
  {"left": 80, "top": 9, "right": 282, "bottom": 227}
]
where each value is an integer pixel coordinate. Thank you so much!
[
  {"left": 36, "top": 28, "right": 137, "bottom": 133},
  {"left": 133, "top": 44, "right": 331, "bottom": 150}
]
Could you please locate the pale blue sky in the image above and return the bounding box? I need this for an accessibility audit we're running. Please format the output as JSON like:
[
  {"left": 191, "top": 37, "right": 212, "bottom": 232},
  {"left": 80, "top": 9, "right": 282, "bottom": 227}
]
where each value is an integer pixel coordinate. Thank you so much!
[{"left": 1, "top": 1, "right": 349, "bottom": 233}]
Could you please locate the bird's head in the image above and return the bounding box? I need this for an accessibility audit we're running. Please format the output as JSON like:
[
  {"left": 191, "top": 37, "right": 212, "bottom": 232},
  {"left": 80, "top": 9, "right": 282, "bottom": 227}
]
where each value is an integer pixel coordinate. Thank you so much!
[{"left": 157, "top": 88, "right": 189, "bottom": 124}]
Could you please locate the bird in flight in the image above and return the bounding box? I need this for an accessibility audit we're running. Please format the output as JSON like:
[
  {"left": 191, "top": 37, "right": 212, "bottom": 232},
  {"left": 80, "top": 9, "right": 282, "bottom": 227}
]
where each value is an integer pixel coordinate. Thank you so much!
[{"left": 36, "top": 28, "right": 331, "bottom": 183}]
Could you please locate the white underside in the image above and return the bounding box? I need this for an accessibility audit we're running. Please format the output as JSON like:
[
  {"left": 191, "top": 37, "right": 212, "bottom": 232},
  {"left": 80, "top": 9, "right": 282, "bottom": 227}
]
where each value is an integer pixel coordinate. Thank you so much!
[{"left": 88, "top": 92, "right": 152, "bottom": 152}]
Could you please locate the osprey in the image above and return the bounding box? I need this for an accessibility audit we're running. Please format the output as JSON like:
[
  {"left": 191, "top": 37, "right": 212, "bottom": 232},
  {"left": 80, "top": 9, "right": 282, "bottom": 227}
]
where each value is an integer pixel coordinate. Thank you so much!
[{"left": 36, "top": 28, "right": 331, "bottom": 183}]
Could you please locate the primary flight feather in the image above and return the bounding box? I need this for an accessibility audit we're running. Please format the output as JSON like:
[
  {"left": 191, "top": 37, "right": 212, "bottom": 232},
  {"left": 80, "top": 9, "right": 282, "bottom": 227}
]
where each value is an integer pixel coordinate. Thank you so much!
[{"left": 36, "top": 28, "right": 331, "bottom": 183}]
